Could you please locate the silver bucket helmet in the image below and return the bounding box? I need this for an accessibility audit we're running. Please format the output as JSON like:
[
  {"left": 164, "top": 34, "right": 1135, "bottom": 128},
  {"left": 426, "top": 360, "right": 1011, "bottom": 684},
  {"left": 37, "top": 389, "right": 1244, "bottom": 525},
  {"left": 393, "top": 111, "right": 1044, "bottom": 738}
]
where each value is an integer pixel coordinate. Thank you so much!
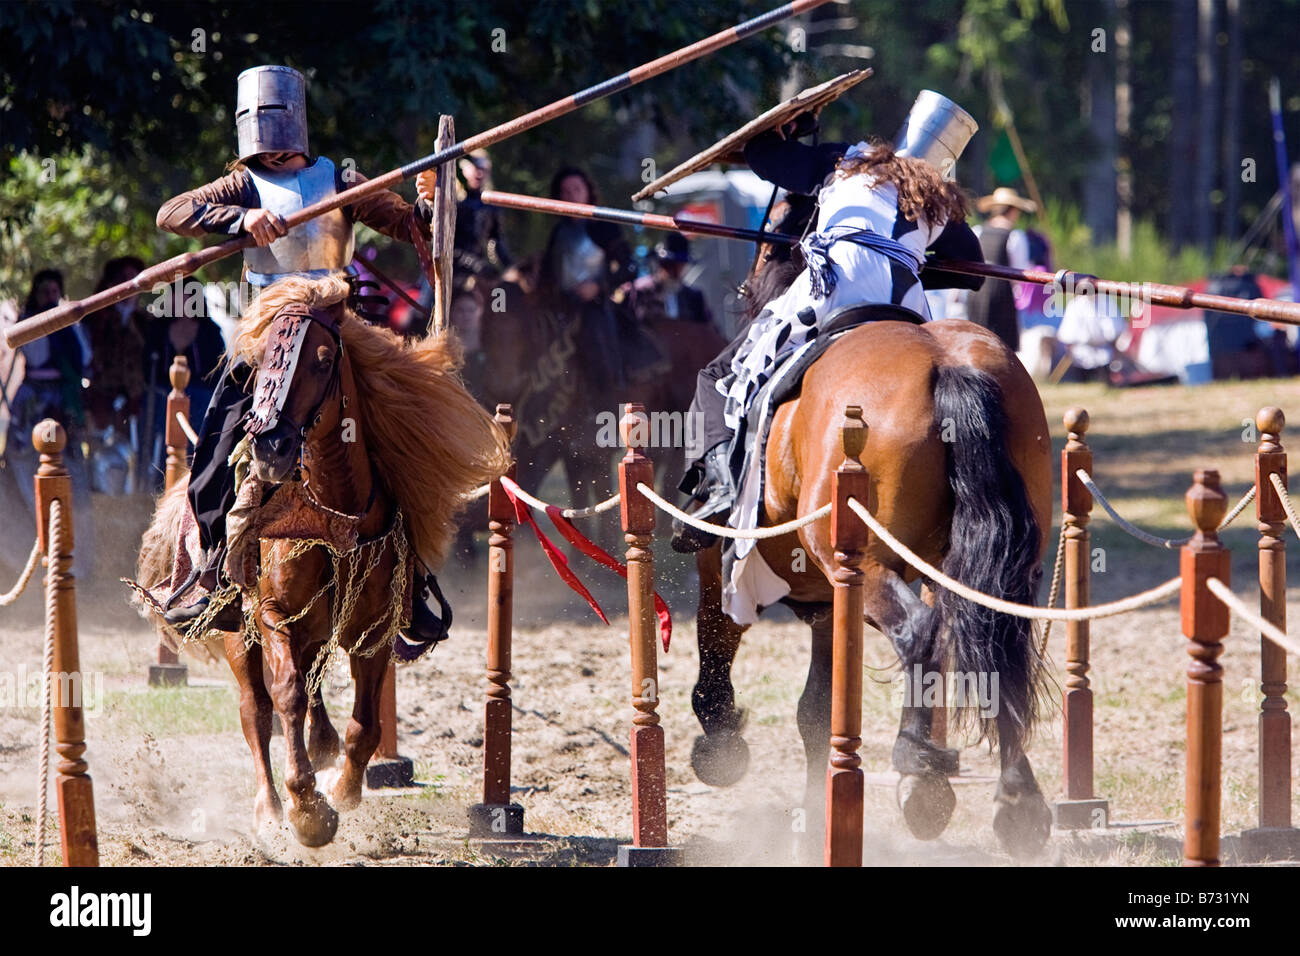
[
  {"left": 236, "top": 65, "right": 309, "bottom": 162},
  {"left": 893, "top": 90, "right": 978, "bottom": 173}
]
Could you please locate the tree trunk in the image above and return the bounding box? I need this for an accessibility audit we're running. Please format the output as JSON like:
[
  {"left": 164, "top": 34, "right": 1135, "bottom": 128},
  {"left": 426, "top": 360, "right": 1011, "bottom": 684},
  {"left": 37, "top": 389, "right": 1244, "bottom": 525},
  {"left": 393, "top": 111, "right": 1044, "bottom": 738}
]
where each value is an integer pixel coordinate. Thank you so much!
[
  {"left": 1168, "top": 0, "right": 1198, "bottom": 249},
  {"left": 1083, "top": 0, "right": 1118, "bottom": 244},
  {"left": 1194, "top": 0, "right": 1220, "bottom": 252},
  {"left": 1116, "top": 0, "right": 1133, "bottom": 259},
  {"left": 1221, "top": 0, "right": 1243, "bottom": 244}
]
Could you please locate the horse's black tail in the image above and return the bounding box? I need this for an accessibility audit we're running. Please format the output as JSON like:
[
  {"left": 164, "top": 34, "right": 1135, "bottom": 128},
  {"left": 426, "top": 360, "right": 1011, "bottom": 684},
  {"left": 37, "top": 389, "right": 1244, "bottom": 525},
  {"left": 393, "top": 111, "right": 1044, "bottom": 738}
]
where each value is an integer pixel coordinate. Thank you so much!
[{"left": 931, "top": 365, "right": 1047, "bottom": 752}]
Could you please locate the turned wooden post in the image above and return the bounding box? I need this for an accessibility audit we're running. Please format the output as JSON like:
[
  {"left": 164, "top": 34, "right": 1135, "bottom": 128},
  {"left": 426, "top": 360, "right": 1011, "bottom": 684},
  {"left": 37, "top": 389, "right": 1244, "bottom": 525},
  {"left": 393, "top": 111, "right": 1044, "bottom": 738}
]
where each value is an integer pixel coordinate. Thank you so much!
[
  {"left": 469, "top": 404, "right": 524, "bottom": 836},
  {"left": 163, "top": 355, "right": 191, "bottom": 490},
  {"left": 365, "top": 658, "right": 414, "bottom": 788},
  {"left": 33, "top": 420, "right": 98, "bottom": 866},
  {"left": 1054, "top": 408, "right": 1108, "bottom": 829},
  {"left": 1181, "top": 469, "right": 1229, "bottom": 867},
  {"left": 150, "top": 356, "right": 191, "bottom": 687},
  {"left": 1242, "top": 407, "right": 1300, "bottom": 859},
  {"left": 616, "top": 402, "right": 673, "bottom": 866},
  {"left": 827, "top": 406, "right": 868, "bottom": 868}
]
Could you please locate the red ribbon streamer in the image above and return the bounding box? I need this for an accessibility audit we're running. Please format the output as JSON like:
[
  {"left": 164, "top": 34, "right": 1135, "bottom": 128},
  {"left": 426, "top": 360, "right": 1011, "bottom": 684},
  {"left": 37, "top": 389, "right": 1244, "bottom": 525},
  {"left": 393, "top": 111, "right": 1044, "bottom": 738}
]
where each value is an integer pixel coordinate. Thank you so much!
[
  {"left": 498, "top": 479, "right": 609, "bottom": 626},
  {"left": 499, "top": 477, "right": 672, "bottom": 651}
]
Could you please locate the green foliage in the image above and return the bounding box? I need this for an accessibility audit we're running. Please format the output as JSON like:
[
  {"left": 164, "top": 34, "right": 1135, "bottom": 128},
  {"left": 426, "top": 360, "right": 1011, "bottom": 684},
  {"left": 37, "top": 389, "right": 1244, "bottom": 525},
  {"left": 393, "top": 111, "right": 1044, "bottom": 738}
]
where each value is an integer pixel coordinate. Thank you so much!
[{"left": 1037, "top": 198, "right": 1232, "bottom": 283}]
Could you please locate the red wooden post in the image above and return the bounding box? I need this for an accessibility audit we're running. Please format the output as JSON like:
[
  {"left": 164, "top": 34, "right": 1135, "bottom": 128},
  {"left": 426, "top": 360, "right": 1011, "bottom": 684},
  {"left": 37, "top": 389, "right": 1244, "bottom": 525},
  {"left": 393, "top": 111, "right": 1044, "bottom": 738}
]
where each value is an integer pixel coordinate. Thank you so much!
[
  {"left": 616, "top": 403, "right": 676, "bottom": 866},
  {"left": 34, "top": 420, "right": 98, "bottom": 866},
  {"left": 1242, "top": 407, "right": 1300, "bottom": 859},
  {"left": 150, "top": 356, "right": 191, "bottom": 687},
  {"left": 1053, "top": 408, "right": 1108, "bottom": 829},
  {"left": 1181, "top": 469, "right": 1229, "bottom": 867},
  {"left": 469, "top": 404, "right": 524, "bottom": 836},
  {"left": 826, "top": 406, "right": 868, "bottom": 867},
  {"left": 365, "top": 660, "right": 414, "bottom": 788}
]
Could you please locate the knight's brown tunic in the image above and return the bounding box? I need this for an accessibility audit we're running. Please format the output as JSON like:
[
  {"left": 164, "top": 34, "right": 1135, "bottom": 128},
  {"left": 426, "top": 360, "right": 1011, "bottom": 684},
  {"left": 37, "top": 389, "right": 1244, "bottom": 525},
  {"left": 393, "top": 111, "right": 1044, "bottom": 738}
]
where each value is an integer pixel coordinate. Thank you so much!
[{"left": 155, "top": 166, "right": 429, "bottom": 242}]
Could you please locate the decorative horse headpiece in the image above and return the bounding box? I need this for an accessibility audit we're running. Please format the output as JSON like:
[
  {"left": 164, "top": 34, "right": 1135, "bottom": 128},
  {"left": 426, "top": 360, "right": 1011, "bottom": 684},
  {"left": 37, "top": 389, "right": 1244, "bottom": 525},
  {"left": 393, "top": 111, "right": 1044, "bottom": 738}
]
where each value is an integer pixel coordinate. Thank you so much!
[{"left": 245, "top": 303, "right": 342, "bottom": 438}]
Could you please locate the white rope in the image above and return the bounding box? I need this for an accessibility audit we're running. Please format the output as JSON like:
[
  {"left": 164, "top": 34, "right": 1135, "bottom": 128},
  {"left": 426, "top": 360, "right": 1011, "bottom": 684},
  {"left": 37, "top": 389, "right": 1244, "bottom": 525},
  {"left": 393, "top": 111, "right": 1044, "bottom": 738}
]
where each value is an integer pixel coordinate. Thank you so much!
[
  {"left": 175, "top": 411, "right": 199, "bottom": 446},
  {"left": 1206, "top": 577, "right": 1300, "bottom": 658},
  {"left": 34, "top": 499, "right": 60, "bottom": 867},
  {"left": 1039, "top": 521, "right": 1068, "bottom": 653},
  {"left": 635, "top": 481, "right": 832, "bottom": 539},
  {"left": 1077, "top": 469, "right": 1255, "bottom": 549},
  {"left": 465, "top": 483, "right": 491, "bottom": 502},
  {"left": 499, "top": 476, "right": 621, "bottom": 519},
  {"left": 1269, "top": 473, "right": 1300, "bottom": 540},
  {"left": 845, "top": 497, "right": 1181, "bottom": 621},
  {"left": 0, "top": 538, "right": 42, "bottom": 607}
]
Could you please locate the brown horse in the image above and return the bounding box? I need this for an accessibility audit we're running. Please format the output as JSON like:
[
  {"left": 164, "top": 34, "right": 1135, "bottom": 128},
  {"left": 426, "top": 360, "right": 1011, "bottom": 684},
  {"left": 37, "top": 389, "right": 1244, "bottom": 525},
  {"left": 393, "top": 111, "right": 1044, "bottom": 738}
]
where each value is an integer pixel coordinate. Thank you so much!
[
  {"left": 482, "top": 276, "right": 725, "bottom": 533},
  {"left": 689, "top": 313, "right": 1055, "bottom": 860},
  {"left": 135, "top": 276, "right": 508, "bottom": 846}
]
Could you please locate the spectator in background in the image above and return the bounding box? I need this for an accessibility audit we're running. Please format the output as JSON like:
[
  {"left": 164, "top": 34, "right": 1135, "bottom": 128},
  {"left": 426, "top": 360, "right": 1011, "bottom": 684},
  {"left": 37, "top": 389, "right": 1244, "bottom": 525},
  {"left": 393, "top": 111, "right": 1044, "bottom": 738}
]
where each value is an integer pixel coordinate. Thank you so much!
[
  {"left": 84, "top": 257, "right": 149, "bottom": 432},
  {"left": 453, "top": 150, "right": 517, "bottom": 289},
  {"left": 1057, "top": 288, "right": 1129, "bottom": 383},
  {"left": 142, "top": 280, "right": 227, "bottom": 489},
  {"left": 7, "top": 269, "right": 96, "bottom": 576},
  {"left": 626, "top": 233, "right": 714, "bottom": 327},
  {"left": 1204, "top": 269, "right": 1274, "bottom": 380},
  {"left": 967, "top": 187, "right": 1036, "bottom": 352}
]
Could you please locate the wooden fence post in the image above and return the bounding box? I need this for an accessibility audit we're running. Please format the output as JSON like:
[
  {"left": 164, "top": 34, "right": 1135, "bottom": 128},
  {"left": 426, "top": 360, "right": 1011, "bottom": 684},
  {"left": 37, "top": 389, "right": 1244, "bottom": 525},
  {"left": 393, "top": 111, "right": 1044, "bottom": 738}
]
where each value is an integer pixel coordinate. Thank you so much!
[
  {"left": 469, "top": 404, "right": 524, "bottom": 836},
  {"left": 1182, "top": 468, "right": 1229, "bottom": 867},
  {"left": 1053, "top": 407, "right": 1108, "bottom": 829},
  {"left": 34, "top": 420, "right": 98, "bottom": 866},
  {"left": 616, "top": 402, "right": 676, "bottom": 866},
  {"left": 826, "top": 405, "right": 868, "bottom": 867},
  {"left": 150, "top": 355, "right": 191, "bottom": 687},
  {"left": 1242, "top": 407, "right": 1300, "bottom": 860}
]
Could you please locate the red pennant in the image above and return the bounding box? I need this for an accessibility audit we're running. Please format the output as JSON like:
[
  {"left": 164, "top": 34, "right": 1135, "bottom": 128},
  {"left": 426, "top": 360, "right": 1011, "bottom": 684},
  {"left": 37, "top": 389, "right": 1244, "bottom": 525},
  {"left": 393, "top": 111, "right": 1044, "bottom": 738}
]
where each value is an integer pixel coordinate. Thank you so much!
[
  {"left": 498, "top": 479, "right": 609, "bottom": 625},
  {"left": 541, "top": 505, "right": 673, "bottom": 652}
]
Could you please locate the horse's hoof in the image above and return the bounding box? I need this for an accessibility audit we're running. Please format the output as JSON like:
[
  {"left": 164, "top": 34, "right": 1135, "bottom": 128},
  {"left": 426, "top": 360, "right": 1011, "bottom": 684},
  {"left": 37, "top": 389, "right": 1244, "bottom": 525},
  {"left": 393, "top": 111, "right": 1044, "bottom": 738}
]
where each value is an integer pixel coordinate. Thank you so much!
[
  {"left": 330, "top": 779, "right": 362, "bottom": 813},
  {"left": 288, "top": 794, "right": 339, "bottom": 847},
  {"left": 254, "top": 794, "right": 283, "bottom": 833},
  {"left": 896, "top": 773, "right": 956, "bottom": 841},
  {"left": 993, "top": 790, "right": 1052, "bottom": 860},
  {"left": 691, "top": 732, "right": 750, "bottom": 787}
]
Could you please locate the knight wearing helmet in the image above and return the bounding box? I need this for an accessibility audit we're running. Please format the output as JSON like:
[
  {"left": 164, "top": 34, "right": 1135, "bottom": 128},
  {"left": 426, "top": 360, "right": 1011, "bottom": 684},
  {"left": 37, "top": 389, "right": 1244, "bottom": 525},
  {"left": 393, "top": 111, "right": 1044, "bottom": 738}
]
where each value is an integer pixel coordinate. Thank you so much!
[
  {"left": 155, "top": 65, "right": 451, "bottom": 652},
  {"left": 671, "top": 91, "right": 990, "bottom": 553}
]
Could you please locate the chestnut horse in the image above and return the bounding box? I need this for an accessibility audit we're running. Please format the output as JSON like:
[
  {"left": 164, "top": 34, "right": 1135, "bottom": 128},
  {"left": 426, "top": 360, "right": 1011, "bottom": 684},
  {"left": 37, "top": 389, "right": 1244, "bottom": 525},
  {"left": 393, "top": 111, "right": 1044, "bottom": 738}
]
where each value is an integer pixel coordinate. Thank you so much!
[
  {"left": 135, "top": 276, "right": 507, "bottom": 846},
  {"left": 690, "top": 311, "right": 1054, "bottom": 860}
]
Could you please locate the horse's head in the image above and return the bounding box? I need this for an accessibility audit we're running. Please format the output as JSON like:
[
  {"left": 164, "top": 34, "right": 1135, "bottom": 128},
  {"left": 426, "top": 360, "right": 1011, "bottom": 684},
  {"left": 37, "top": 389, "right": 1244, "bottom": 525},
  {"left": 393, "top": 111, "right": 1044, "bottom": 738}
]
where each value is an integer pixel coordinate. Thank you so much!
[{"left": 244, "top": 302, "right": 346, "bottom": 483}]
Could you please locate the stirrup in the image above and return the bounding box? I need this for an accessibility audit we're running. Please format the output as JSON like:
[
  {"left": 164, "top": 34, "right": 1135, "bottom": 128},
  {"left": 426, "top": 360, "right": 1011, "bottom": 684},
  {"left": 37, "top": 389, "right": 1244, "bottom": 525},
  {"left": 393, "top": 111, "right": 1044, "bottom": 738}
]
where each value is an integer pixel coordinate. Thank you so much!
[{"left": 393, "top": 573, "right": 453, "bottom": 662}]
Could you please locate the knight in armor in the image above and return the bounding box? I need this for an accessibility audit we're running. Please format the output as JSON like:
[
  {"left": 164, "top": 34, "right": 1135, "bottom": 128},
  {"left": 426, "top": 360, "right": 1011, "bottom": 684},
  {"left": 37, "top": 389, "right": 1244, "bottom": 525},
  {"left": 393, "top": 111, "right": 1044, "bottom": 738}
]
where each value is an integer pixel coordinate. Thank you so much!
[
  {"left": 671, "top": 91, "right": 988, "bottom": 553},
  {"left": 452, "top": 150, "right": 515, "bottom": 288},
  {"left": 625, "top": 233, "right": 715, "bottom": 326},
  {"left": 155, "top": 65, "right": 450, "bottom": 651},
  {"left": 537, "top": 167, "right": 638, "bottom": 392}
]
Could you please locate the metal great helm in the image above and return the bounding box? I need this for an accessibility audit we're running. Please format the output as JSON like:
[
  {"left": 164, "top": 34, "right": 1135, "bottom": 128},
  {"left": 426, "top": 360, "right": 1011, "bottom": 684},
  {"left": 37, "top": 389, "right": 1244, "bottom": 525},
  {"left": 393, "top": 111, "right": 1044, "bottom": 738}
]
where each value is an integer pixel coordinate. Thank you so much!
[
  {"left": 893, "top": 90, "right": 978, "bottom": 172},
  {"left": 236, "top": 65, "right": 309, "bottom": 162}
]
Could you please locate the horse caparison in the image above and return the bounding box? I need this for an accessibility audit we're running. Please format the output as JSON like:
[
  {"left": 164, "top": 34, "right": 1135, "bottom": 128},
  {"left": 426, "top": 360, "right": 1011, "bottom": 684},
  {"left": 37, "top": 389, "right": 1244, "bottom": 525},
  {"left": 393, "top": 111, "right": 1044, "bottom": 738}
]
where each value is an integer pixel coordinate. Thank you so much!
[
  {"left": 136, "top": 275, "right": 508, "bottom": 846},
  {"left": 690, "top": 236, "right": 1056, "bottom": 861}
]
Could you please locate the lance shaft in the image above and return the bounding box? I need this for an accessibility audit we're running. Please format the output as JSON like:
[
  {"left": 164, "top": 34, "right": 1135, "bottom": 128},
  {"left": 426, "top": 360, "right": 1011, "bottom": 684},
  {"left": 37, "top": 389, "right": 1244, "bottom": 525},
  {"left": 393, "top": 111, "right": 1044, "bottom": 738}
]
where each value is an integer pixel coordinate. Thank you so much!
[
  {"left": 480, "top": 190, "right": 1300, "bottom": 326},
  {"left": 6, "top": 0, "right": 829, "bottom": 349}
]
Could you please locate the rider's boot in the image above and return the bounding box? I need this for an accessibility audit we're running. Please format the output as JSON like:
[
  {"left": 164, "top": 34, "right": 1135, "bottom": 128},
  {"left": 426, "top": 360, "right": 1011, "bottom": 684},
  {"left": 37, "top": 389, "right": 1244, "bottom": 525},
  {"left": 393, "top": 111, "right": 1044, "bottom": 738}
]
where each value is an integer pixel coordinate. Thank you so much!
[
  {"left": 162, "top": 563, "right": 243, "bottom": 632},
  {"left": 670, "top": 442, "right": 735, "bottom": 554},
  {"left": 393, "top": 573, "right": 453, "bottom": 662}
]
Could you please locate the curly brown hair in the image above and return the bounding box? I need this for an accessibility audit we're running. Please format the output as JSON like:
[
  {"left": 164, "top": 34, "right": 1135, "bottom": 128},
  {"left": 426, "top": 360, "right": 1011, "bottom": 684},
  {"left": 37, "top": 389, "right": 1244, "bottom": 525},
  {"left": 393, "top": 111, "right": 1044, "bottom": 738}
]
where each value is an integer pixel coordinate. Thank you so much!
[{"left": 835, "top": 141, "right": 969, "bottom": 228}]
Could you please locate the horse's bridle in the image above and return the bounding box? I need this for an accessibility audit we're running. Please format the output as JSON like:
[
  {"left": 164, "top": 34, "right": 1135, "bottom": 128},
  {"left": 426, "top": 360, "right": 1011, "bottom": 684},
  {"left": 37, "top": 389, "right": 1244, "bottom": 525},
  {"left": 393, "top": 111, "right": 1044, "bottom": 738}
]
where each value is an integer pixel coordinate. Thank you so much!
[{"left": 245, "top": 304, "right": 345, "bottom": 444}]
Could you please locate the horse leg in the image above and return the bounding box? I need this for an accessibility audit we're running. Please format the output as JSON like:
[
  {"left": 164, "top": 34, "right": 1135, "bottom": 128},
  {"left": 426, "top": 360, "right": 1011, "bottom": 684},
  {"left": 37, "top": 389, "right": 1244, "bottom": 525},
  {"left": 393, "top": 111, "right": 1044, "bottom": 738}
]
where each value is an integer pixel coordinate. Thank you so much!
[
  {"left": 791, "top": 603, "right": 832, "bottom": 860},
  {"left": 306, "top": 696, "right": 341, "bottom": 770},
  {"left": 261, "top": 604, "right": 339, "bottom": 847},
  {"left": 862, "top": 568, "right": 958, "bottom": 841},
  {"left": 992, "top": 709, "right": 1052, "bottom": 859},
  {"left": 224, "top": 630, "right": 281, "bottom": 831},
  {"left": 689, "top": 544, "right": 751, "bottom": 786},
  {"left": 330, "top": 648, "right": 389, "bottom": 812}
]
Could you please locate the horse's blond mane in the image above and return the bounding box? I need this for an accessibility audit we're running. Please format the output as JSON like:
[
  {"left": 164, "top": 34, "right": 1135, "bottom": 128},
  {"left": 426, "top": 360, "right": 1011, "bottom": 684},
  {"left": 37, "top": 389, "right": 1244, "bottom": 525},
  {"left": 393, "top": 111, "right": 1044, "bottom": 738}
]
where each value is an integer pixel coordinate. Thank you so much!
[{"left": 229, "top": 275, "right": 510, "bottom": 569}]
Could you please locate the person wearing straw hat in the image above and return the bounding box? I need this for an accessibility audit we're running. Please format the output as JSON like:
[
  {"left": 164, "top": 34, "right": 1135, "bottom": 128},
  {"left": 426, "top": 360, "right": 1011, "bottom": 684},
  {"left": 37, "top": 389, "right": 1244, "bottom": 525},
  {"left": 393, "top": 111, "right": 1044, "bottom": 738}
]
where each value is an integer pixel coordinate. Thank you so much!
[{"left": 967, "top": 186, "right": 1037, "bottom": 352}]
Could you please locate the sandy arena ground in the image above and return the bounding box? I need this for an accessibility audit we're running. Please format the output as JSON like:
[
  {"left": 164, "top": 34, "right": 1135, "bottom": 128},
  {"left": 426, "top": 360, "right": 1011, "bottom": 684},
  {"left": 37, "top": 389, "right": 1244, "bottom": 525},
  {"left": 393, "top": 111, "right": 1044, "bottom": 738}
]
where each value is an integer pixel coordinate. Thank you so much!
[{"left": 2, "top": 380, "right": 1299, "bottom": 866}]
